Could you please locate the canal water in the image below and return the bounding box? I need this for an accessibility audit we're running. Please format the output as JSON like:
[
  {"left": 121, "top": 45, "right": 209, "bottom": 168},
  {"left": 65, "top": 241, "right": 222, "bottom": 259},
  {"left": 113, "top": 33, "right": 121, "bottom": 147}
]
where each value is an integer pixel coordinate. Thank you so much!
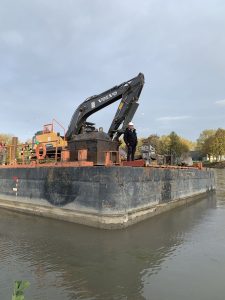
[{"left": 0, "top": 170, "right": 224, "bottom": 300}]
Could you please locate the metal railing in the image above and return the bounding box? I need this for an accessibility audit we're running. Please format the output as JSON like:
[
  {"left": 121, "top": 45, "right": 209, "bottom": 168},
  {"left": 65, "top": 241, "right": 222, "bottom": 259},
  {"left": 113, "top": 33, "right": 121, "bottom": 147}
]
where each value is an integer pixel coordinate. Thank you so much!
[{"left": 0, "top": 139, "right": 68, "bottom": 166}]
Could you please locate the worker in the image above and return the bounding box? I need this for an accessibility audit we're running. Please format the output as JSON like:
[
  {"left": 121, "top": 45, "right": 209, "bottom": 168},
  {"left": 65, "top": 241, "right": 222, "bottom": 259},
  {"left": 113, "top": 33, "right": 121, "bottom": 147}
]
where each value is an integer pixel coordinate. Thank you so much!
[{"left": 124, "top": 122, "right": 137, "bottom": 161}]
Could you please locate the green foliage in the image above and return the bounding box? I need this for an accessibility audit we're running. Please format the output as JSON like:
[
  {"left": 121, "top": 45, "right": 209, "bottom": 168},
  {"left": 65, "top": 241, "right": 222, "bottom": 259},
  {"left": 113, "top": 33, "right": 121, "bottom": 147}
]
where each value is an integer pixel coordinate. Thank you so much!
[
  {"left": 0, "top": 133, "right": 14, "bottom": 144},
  {"left": 142, "top": 134, "right": 160, "bottom": 152},
  {"left": 12, "top": 281, "right": 30, "bottom": 300},
  {"left": 214, "top": 128, "right": 225, "bottom": 157},
  {"left": 180, "top": 137, "right": 196, "bottom": 151},
  {"left": 158, "top": 135, "right": 171, "bottom": 155},
  {"left": 168, "top": 131, "right": 180, "bottom": 156},
  {"left": 202, "top": 135, "right": 215, "bottom": 156},
  {"left": 142, "top": 132, "right": 191, "bottom": 157},
  {"left": 196, "top": 129, "right": 216, "bottom": 151},
  {"left": 200, "top": 128, "right": 225, "bottom": 160}
]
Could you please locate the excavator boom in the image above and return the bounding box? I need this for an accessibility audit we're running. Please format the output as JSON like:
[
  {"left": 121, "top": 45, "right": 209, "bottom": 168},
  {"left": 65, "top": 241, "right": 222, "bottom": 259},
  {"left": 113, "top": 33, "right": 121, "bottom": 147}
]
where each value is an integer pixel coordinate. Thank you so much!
[{"left": 66, "top": 73, "right": 145, "bottom": 140}]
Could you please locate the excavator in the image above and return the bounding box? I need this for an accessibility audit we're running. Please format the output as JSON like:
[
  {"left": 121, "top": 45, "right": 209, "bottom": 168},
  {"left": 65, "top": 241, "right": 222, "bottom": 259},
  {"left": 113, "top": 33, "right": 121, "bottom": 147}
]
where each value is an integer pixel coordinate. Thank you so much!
[
  {"left": 33, "top": 72, "right": 145, "bottom": 163},
  {"left": 66, "top": 72, "right": 144, "bottom": 140}
]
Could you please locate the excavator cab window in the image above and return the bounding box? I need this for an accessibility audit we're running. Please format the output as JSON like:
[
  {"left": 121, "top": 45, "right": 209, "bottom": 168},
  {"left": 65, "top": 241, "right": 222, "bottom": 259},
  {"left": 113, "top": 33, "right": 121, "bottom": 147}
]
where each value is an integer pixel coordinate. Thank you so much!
[{"left": 43, "top": 124, "right": 53, "bottom": 134}]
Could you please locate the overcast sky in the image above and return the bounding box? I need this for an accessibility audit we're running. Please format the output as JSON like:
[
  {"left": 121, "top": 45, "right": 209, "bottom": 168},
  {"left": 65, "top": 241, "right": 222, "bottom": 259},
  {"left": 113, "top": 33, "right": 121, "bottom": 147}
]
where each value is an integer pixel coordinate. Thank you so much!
[{"left": 1, "top": 0, "right": 225, "bottom": 141}]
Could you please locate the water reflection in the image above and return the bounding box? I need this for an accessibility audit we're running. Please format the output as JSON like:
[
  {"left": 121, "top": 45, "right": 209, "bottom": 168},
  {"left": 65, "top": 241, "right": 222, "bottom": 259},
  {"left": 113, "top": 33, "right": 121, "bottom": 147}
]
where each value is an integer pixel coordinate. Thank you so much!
[{"left": 0, "top": 191, "right": 217, "bottom": 300}]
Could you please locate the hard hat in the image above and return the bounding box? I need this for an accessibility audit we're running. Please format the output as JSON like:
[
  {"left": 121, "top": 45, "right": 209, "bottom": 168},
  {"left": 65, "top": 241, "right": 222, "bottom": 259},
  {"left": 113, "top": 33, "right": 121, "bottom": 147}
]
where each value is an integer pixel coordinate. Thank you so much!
[{"left": 128, "top": 122, "right": 134, "bottom": 126}]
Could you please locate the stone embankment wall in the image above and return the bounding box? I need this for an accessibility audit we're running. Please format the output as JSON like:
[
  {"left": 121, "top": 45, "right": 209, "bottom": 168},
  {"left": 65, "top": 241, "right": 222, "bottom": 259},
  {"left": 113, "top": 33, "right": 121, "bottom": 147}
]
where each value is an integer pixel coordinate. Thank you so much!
[
  {"left": 0, "top": 166, "right": 215, "bottom": 229},
  {"left": 213, "top": 169, "right": 225, "bottom": 200}
]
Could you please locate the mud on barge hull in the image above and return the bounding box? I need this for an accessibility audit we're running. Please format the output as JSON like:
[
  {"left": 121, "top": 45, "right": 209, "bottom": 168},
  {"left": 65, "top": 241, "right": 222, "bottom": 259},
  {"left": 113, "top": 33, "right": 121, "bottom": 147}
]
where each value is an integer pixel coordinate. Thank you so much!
[{"left": 0, "top": 165, "right": 215, "bottom": 229}]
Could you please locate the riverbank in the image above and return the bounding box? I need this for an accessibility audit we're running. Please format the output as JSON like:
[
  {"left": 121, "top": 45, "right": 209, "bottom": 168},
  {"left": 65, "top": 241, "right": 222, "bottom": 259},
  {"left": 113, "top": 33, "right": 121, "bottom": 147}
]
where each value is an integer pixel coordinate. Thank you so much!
[{"left": 203, "top": 161, "right": 225, "bottom": 168}]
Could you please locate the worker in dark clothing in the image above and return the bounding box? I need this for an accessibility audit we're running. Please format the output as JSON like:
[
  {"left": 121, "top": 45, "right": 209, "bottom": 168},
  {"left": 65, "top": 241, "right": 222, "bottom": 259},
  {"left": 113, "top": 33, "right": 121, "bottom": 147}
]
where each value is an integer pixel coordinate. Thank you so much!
[{"left": 124, "top": 122, "right": 137, "bottom": 161}]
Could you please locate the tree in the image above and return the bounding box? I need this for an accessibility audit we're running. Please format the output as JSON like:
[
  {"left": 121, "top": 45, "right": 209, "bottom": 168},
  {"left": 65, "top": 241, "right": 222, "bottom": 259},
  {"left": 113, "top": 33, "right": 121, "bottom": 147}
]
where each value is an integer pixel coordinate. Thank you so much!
[
  {"left": 196, "top": 129, "right": 216, "bottom": 152},
  {"left": 202, "top": 135, "right": 216, "bottom": 157},
  {"left": 168, "top": 131, "right": 189, "bottom": 157},
  {"left": 0, "top": 133, "right": 14, "bottom": 144},
  {"left": 142, "top": 134, "right": 160, "bottom": 152},
  {"left": 213, "top": 128, "right": 225, "bottom": 160},
  {"left": 136, "top": 138, "right": 144, "bottom": 156},
  {"left": 180, "top": 137, "right": 196, "bottom": 151},
  {"left": 158, "top": 135, "right": 171, "bottom": 155},
  {"left": 200, "top": 128, "right": 225, "bottom": 161}
]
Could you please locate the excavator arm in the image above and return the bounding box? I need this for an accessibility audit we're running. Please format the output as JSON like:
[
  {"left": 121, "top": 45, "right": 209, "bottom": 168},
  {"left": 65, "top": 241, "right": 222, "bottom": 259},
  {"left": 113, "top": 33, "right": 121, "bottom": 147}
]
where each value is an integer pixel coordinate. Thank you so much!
[
  {"left": 66, "top": 73, "right": 145, "bottom": 140},
  {"left": 108, "top": 73, "right": 144, "bottom": 140}
]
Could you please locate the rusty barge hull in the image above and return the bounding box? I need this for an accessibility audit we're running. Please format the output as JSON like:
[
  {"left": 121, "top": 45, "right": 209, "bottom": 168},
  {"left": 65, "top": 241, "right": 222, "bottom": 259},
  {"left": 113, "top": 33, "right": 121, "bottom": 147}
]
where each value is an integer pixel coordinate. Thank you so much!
[{"left": 0, "top": 165, "right": 215, "bottom": 229}]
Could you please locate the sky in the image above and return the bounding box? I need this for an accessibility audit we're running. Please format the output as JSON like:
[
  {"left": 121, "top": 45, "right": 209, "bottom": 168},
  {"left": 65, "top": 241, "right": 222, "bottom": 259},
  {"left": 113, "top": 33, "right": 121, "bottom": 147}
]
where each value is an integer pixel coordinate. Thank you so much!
[{"left": 1, "top": 0, "right": 225, "bottom": 142}]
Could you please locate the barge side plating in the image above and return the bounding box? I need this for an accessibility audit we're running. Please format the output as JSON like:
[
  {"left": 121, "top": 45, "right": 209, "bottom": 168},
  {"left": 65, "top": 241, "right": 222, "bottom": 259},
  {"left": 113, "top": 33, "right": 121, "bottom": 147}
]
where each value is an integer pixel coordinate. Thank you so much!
[{"left": 0, "top": 166, "right": 215, "bottom": 229}]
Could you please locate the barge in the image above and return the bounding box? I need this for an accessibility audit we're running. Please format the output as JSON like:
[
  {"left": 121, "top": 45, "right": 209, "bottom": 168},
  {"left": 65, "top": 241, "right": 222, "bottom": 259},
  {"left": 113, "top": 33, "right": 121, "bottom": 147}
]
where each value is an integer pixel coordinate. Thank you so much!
[{"left": 0, "top": 163, "right": 215, "bottom": 229}]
